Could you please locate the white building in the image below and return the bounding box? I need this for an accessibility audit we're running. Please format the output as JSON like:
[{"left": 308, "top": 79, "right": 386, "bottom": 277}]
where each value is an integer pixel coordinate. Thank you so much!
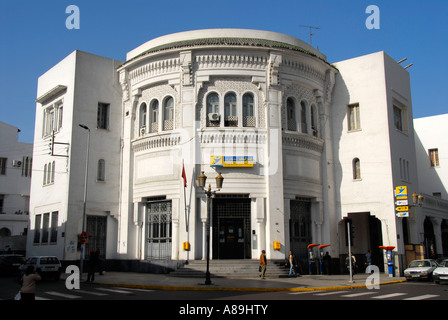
[
  {"left": 28, "top": 29, "right": 448, "bottom": 274},
  {"left": 414, "top": 114, "right": 448, "bottom": 259},
  {"left": 0, "top": 121, "right": 32, "bottom": 252}
]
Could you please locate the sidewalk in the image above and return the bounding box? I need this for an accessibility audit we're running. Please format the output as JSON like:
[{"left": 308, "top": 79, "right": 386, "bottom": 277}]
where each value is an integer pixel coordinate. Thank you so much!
[{"left": 80, "top": 271, "right": 406, "bottom": 292}]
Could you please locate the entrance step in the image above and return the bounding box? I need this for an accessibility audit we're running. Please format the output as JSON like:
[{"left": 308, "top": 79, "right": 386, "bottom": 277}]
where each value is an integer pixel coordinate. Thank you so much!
[{"left": 169, "top": 259, "right": 290, "bottom": 278}]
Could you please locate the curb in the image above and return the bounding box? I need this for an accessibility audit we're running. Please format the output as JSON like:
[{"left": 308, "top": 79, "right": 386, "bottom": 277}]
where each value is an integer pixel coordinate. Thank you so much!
[{"left": 98, "top": 279, "right": 407, "bottom": 293}]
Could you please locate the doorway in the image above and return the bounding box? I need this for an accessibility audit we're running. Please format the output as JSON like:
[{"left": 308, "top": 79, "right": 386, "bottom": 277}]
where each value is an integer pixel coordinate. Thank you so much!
[
  {"left": 212, "top": 196, "right": 251, "bottom": 259},
  {"left": 218, "top": 218, "right": 245, "bottom": 259}
]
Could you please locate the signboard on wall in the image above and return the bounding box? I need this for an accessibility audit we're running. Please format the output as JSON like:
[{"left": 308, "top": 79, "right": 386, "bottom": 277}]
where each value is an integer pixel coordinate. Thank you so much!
[
  {"left": 210, "top": 156, "right": 254, "bottom": 168},
  {"left": 395, "top": 186, "right": 409, "bottom": 217}
]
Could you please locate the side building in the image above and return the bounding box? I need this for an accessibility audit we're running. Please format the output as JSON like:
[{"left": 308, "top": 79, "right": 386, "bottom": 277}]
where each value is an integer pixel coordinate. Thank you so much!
[
  {"left": 0, "top": 121, "right": 32, "bottom": 253},
  {"left": 28, "top": 51, "right": 122, "bottom": 261}
]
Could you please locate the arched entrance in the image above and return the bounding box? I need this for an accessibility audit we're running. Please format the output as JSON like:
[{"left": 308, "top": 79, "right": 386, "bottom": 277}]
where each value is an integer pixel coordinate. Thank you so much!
[
  {"left": 442, "top": 220, "right": 448, "bottom": 257},
  {"left": 423, "top": 217, "right": 436, "bottom": 259},
  {"left": 339, "top": 213, "right": 384, "bottom": 273}
]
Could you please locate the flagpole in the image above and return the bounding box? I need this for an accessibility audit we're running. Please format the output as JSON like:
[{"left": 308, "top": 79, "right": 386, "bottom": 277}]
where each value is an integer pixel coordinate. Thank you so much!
[{"left": 182, "top": 160, "right": 189, "bottom": 263}]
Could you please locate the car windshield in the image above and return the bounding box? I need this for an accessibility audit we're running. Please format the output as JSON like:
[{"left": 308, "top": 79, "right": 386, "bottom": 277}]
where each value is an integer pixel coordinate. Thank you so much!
[
  {"left": 440, "top": 260, "right": 448, "bottom": 267},
  {"left": 40, "top": 257, "right": 59, "bottom": 264},
  {"left": 409, "top": 260, "right": 430, "bottom": 268}
]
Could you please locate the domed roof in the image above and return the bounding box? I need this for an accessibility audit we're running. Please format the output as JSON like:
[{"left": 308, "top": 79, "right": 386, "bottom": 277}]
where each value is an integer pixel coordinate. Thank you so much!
[{"left": 125, "top": 29, "right": 326, "bottom": 63}]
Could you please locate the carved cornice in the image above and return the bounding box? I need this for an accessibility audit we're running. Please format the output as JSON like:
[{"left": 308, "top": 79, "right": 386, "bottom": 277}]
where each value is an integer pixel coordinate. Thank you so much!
[
  {"left": 132, "top": 132, "right": 181, "bottom": 153},
  {"left": 128, "top": 57, "right": 181, "bottom": 86},
  {"left": 196, "top": 54, "right": 268, "bottom": 70},
  {"left": 282, "top": 132, "right": 324, "bottom": 153}
]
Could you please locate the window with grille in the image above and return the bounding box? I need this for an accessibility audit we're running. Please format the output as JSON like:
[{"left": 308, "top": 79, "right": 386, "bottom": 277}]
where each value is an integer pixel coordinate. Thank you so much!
[{"left": 146, "top": 200, "right": 172, "bottom": 260}]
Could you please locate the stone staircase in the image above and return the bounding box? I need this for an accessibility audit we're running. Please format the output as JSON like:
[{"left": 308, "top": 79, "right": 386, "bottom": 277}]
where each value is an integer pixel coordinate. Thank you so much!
[{"left": 169, "top": 259, "right": 289, "bottom": 278}]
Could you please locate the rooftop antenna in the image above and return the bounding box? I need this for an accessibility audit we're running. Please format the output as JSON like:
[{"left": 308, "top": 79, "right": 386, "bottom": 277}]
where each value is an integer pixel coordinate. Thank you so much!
[{"left": 300, "top": 25, "right": 320, "bottom": 45}]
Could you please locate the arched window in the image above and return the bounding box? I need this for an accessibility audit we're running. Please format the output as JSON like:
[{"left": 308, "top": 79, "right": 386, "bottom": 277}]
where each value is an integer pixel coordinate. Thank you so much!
[
  {"left": 139, "top": 103, "right": 147, "bottom": 135},
  {"left": 51, "top": 161, "right": 55, "bottom": 183},
  {"left": 224, "top": 92, "right": 237, "bottom": 127},
  {"left": 287, "top": 98, "right": 296, "bottom": 131},
  {"left": 243, "top": 93, "right": 255, "bottom": 127},
  {"left": 300, "top": 101, "right": 307, "bottom": 134},
  {"left": 206, "top": 93, "right": 220, "bottom": 127},
  {"left": 150, "top": 100, "right": 159, "bottom": 133},
  {"left": 97, "top": 159, "right": 105, "bottom": 182},
  {"left": 353, "top": 158, "right": 361, "bottom": 180},
  {"left": 163, "top": 97, "right": 174, "bottom": 131},
  {"left": 311, "top": 104, "right": 318, "bottom": 137}
]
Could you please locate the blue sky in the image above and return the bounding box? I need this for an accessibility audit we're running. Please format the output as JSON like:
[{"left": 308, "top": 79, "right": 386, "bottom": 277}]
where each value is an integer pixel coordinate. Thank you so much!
[{"left": 1, "top": 0, "right": 447, "bottom": 143}]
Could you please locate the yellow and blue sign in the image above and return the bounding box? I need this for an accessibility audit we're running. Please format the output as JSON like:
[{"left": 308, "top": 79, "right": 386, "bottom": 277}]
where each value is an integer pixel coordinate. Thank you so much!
[
  {"left": 395, "top": 186, "right": 408, "bottom": 199},
  {"left": 395, "top": 186, "right": 409, "bottom": 217},
  {"left": 210, "top": 156, "right": 254, "bottom": 168}
]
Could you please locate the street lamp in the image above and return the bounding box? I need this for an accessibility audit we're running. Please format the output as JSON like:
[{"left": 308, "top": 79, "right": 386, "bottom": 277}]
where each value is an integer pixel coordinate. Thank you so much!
[
  {"left": 197, "top": 171, "right": 223, "bottom": 285},
  {"left": 412, "top": 192, "right": 424, "bottom": 207},
  {"left": 78, "top": 124, "right": 90, "bottom": 280}
]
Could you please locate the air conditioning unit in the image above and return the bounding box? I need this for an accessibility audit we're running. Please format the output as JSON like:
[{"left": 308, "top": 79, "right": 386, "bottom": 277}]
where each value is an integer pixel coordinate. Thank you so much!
[
  {"left": 208, "top": 113, "right": 220, "bottom": 121},
  {"left": 12, "top": 160, "right": 22, "bottom": 167}
]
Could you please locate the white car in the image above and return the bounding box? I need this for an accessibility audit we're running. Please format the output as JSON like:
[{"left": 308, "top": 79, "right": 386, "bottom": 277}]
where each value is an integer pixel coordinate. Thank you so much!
[
  {"left": 19, "top": 256, "right": 62, "bottom": 280},
  {"left": 404, "top": 259, "right": 437, "bottom": 281},
  {"left": 433, "top": 259, "right": 448, "bottom": 284}
]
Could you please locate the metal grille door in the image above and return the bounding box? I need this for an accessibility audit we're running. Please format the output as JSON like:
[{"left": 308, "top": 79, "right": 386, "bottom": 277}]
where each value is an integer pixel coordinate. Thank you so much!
[
  {"left": 145, "top": 200, "right": 172, "bottom": 260},
  {"left": 290, "top": 199, "right": 312, "bottom": 262},
  {"left": 86, "top": 216, "right": 107, "bottom": 259}
]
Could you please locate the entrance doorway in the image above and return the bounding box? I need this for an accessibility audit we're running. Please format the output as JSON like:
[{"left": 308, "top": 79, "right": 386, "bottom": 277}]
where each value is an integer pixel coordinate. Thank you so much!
[
  {"left": 212, "top": 195, "right": 251, "bottom": 259},
  {"left": 218, "top": 218, "right": 245, "bottom": 259}
]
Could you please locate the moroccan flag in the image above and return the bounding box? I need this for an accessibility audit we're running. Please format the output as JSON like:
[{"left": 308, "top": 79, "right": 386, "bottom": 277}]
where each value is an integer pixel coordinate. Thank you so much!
[{"left": 182, "top": 163, "right": 187, "bottom": 188}]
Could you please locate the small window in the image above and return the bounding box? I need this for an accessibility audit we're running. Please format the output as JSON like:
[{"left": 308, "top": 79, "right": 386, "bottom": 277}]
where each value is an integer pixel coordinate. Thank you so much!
[
  {"left": 353, "top": 158, "right": 361, "bottom": 180},
  {"left": 0, "top": 158, "right": 7, "bottom": 175},
  {"left": 150, "top": 100, "right": 159, "bottom": 133},
  {"left": 393, "top": 102, "right": 407, "bottom": 133},
  {"left": 348, "top": 103, "right": 360, "bottom": 131},
  {"left": 163, "top": 97, "right": 174, "bottom": 131},
  {"left": 243, "top": 93, "right": 255, "bottom": 127},
  {"left": 224, "top": 92, "right": 237, "bottom": 127},
  {"left": 300, "top": 101, "right": 307, "bottom": 134},
  {"left": 97, "top": 103, "right": 109, "bottom": 129},
  {"left": 97, "top": 159, "right": 105, "bottom": 181},
  {"left": 287, "top": 98, "right": 296, "bottom": 131},
  {"left": 429, "top": 148, "right": 439, "bottom": 167},
  {"left": 311, "top": 104, "right": 318, "bottom": 137},
  {"left": 139, "top": 103, "right": 147, "bottom": 135}
]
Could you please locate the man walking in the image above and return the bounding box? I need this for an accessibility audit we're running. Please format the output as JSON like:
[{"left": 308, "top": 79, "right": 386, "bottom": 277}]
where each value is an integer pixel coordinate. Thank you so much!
[
  {"left": 259, "top": 250, "right": 267, "bottom": 279},
  {"left": 288, "top": 250, "right": 298, "bottom": 277}
]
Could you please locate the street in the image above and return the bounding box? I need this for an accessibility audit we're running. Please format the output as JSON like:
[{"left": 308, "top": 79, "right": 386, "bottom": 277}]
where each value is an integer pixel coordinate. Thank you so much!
[{"left": 1, "top": 275, "right": 447, "bottom": 301}]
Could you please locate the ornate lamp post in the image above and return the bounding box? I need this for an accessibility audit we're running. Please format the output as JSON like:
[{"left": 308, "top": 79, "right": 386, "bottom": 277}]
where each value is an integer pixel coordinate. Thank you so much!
[{"left": 197, "top": 171, "right": 223, "bottom": 285}]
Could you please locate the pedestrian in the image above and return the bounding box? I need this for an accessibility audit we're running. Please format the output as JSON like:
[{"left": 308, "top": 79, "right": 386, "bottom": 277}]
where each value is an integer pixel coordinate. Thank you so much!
[
  {"left": 288, "top": 250, "right": 298, "bottom": 277},
  {"left": 365, "top": 250, "right": 372, "bottom": 273},
  {"left": 87, "top": 249, "right": 99, "bottom": 282},
  {"left": 345, "top": 253, "right": 355, "bottom": 275},
  {"left": 323, "top": 252, "right": 332, "bottom": 275},
  {"left": 259, "top": 250, "right": 267, "bottom": 279},
  {"left": 351, "top": 253, "right": 357, "bottom": 274},
  {"left": 20, "top": 266, "right": 41, "bottom": 301}
]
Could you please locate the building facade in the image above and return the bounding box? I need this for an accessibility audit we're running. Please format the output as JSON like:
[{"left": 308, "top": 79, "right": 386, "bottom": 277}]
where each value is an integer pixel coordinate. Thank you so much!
[
  {"left": 28, "top": 29, "right": 448, "bottom": 274},
  {"left": 0, "top": 121, "right": 32, "bottom": 253}
]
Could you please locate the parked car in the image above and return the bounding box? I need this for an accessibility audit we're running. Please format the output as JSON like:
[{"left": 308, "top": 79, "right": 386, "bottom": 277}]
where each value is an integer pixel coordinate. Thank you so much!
[
  {"left": 0, "top": 254, "right": 26, "bottom": 275},
  {"left": 19, "top": 256, "right": 62, "bottom": 280},
  {"left": 433, "top": 259, "right": 448, "bottom": 284},
  {"left": 404, "top": 259, "right": 438, "bottom": 281}
]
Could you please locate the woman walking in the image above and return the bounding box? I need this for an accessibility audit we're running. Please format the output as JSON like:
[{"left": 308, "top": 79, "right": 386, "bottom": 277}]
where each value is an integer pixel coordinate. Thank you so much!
[{"left": 20, "top": 266, "right": 41, "bottom": 300}]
